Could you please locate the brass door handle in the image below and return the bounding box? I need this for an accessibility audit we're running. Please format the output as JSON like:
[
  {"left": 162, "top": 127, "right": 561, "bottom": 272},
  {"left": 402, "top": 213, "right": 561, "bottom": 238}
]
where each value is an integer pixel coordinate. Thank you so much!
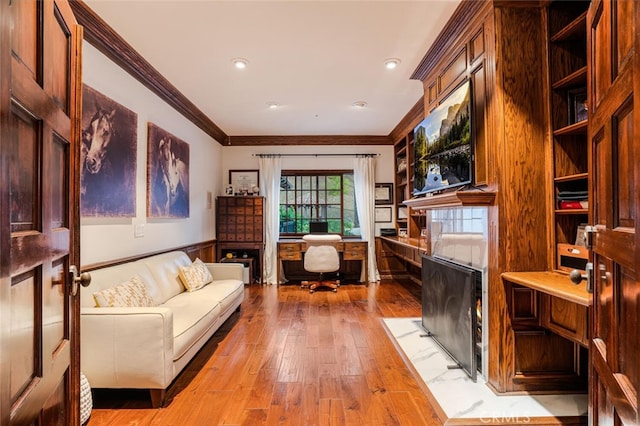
[{"left": 69, "top": 265, "right": 92, "bottom": 296}]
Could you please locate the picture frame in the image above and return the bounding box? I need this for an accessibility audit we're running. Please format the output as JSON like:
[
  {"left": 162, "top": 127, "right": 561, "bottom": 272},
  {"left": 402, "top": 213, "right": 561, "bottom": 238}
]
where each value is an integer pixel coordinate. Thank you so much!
[
  {"left": 568, "top": 87, "right": 588, "bottom": 125},
  {"left": 229, "top": 170, "right": 259, "bottom": 195},
  {"left": 374, "top": 206, "right": 392, "bottom": 223},
  {"left": 375, "top": 183, "right": 393, "bottom": 205}
]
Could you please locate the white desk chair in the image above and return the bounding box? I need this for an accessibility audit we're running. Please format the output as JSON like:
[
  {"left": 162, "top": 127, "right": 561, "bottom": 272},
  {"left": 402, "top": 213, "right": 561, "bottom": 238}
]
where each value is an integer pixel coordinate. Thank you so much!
[{"left": 301, "top": 234, "right": 342, "bottom": 293}]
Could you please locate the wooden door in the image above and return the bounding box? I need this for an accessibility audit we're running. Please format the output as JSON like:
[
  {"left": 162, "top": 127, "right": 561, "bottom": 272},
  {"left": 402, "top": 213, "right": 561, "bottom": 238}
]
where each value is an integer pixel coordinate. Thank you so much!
[
  {"left": 0, "top": 0, "right": 82, "bottom": 425},
  {"left": 588, "top": 0, "right": 639, "bottom": 424}
]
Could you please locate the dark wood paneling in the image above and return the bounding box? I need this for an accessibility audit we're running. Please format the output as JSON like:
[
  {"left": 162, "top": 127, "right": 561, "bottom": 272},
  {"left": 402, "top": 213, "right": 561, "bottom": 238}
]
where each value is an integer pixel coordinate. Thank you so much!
[
  {"left": 437, "top": 47, "right": 467, "bottom": 97},
  {"left": 411, "top": 0, "right": 488, "bottom": 81},
  {"left": 228, "top": 135, "right": 391, "bottom": 147}
]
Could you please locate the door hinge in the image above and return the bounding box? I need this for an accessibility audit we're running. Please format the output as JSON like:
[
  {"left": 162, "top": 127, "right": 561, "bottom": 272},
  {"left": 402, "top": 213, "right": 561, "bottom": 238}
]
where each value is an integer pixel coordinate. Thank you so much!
[{"left": 585, "top": 262, "right": 594, "bottom": 293}]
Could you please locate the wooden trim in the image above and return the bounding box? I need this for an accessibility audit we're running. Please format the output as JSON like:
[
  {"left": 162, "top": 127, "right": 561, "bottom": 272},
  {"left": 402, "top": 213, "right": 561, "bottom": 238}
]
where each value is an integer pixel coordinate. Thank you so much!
[
  {"left": 81, "top": 240, "right": 216, "bottom": 271},
  {"left": 411, "top": 0, "right": 489, "bottom": 81},
  {"left": 388, "top": 98, "right": 424, "bottom": 143},
  {"left": 69, "top": 0, "right": 228, "bottom": 144},
  {"left": 228, "top": 135, "right": 392, "bottom": 146},
  {"left": 402, "top": 189, "right": 496, "bottom": 210}
]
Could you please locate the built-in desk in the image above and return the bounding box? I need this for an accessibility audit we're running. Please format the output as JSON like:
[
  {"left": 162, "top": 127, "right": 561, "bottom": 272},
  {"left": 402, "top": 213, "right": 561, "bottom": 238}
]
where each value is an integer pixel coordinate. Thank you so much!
[
  {"left": 277, "top": 239, "right": 368, "bottom": 285},
  {"left": 501, "top": 271, "right": 592, "bottom": 347}
]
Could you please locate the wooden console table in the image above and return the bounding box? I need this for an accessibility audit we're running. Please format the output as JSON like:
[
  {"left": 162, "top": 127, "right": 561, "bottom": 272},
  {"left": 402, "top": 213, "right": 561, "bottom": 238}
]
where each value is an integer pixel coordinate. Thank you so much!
[{"left": 277, "top": 239, "right": 368, "bottom": 285}]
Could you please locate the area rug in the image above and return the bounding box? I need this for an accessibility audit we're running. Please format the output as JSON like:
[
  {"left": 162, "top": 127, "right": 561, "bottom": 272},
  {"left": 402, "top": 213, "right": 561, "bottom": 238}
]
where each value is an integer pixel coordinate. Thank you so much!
[{"left": 381, "top": 317, "right": 588, "bottom": 424}]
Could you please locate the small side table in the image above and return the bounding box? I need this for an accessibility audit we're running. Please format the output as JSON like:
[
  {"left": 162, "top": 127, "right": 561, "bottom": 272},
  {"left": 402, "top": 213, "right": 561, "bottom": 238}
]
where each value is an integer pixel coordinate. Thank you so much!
[{"left": 220, "top": 257, "right": 255, "bottom": 285}]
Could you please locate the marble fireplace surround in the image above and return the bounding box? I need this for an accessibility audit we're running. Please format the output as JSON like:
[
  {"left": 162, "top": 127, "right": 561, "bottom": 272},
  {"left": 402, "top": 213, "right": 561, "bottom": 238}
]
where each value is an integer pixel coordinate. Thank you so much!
[
  {"left": 382, "top": 317, "right": 588, "bottom": 424},
  {"left": 411, "top": 206, "right": 587, "bottom": 423}
]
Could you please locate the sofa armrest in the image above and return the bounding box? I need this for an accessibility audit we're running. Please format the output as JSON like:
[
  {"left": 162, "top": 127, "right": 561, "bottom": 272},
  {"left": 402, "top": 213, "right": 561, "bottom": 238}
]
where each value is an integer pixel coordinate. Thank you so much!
[
  {"left": 80, "top": 306, "right": 174, "bottom": 389},
  {"left": 204, "top": 263, "right": 244, "bottom": 281}
]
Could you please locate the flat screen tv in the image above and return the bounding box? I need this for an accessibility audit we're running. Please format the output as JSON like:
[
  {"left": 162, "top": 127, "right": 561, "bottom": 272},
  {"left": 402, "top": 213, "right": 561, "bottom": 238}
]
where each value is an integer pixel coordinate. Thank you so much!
[
  {"left": 413, "top": 80, "right": 472, "bottom": 196},
  {"left": 421, "top": 254, "right": 481, "bottom": 381}
]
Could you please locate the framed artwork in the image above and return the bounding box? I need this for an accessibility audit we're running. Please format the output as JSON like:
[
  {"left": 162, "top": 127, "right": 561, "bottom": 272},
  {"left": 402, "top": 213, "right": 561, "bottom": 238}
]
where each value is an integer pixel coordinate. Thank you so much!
[
  {"left": 568, "top": 87, "right": 588, "bottom": 125},
  {"left": 147, "top": 123, "right": 190, "bottom": 218},
  {"left": 374, "top": 206, "right": 392, "bottom": 223},
  {"left": 229, "top": 170, "right": 259, "bottom": 195},
  {"left": 80, "top": 84, "right": 138, "bottom": 217},
  {"left": 375, "top": 183, "right": 393, "bottom": 205}
]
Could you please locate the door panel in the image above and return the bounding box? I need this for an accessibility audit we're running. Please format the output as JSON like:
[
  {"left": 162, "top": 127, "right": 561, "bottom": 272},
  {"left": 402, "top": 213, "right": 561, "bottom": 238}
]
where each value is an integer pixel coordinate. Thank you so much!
[
  {"left": 588, "top": 0, "right": 639, "bottom": 425},
  {"left": 1, "top": 0, "right": 81, "bottom": 425}
]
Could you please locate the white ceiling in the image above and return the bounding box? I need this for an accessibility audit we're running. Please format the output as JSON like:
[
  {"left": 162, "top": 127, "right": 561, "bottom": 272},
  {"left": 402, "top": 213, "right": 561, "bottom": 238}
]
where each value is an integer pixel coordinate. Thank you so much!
[{"left": 84, "top": 0, "right": 461, "bottom": 137}]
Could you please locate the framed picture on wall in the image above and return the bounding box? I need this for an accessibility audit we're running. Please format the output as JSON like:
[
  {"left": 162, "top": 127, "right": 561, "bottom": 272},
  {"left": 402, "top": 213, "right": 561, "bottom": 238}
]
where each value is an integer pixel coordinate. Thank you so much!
[
  {"left": 229, "top": 169, "right": 259, "bottom": 195},
  {"left": 375, "top": 183, "right": 393, "bottom": 205},
  {"left": 374, "top": 206, "right": 392, "bottom": 223}
]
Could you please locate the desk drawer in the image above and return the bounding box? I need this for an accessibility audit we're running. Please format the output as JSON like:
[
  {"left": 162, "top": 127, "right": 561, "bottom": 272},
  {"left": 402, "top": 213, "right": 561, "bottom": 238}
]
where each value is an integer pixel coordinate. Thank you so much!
[
  {"left": 279, "top": 243, "right": 302, "bottom": 261},
  {"left": 344, "top": 242, "right": 367, "bottom": 260}
]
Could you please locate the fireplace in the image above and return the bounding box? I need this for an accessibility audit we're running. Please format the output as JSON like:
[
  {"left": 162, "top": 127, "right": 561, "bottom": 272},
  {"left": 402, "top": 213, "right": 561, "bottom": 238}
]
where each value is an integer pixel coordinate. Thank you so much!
[{"left": 421, "top": 254, "right": 483, "bottom": 381}]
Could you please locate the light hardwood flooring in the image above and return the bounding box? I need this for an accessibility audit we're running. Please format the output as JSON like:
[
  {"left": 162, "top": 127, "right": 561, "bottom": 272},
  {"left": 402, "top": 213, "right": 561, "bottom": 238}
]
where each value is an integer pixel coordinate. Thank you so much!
[{"left": 86, "top": 280, "right": 443, "bottom": 425}]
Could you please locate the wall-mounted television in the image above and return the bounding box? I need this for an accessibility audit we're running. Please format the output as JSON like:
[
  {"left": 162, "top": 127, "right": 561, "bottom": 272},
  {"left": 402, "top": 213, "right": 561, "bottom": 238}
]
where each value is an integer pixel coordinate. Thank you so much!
[{"left": 413, "top": 80, "right": 473, "bottom": 196}]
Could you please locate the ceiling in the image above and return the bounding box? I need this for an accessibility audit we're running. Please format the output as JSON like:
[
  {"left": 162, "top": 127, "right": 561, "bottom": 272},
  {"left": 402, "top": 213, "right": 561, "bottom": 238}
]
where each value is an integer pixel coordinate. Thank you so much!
[{"left": 83, "top": 0, "right": 461, "bottom": 138}]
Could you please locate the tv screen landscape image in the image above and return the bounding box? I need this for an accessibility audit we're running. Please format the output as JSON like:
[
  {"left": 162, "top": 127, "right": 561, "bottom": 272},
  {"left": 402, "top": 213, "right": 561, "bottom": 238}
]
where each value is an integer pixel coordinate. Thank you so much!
[{"left": 413, "top": 80, "right": 472, "bottom": 196}]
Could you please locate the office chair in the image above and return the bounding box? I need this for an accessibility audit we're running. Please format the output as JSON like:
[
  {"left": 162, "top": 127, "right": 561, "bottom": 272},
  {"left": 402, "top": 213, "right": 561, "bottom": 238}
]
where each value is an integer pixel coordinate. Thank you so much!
[{"left": 301, "top": 234, "right": 342, "bottom": 293}]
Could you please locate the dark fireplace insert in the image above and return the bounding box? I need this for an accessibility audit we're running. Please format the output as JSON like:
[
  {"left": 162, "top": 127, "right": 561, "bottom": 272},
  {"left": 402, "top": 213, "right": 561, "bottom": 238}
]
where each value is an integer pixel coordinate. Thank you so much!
[{"left": 421, "top": 254, "right": 482, "bottom": 381}]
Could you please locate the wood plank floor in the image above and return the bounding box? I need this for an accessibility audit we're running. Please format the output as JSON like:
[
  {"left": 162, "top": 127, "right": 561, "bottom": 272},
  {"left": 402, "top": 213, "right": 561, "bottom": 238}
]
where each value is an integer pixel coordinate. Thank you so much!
[{"left": 86, "top": 279, "right": 444, "bottom": 426}]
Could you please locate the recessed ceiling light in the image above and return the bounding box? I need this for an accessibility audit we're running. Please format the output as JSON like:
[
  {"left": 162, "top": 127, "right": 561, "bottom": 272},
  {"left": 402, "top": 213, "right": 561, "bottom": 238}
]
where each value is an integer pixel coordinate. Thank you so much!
[
  {"left": 384, "top": 58, "right": 401, "bottom": 69},
  {"left": 267, "top": 102, "right": 279, "bottom": 109},
  {"left": 231, "top": 57, "right": 248, "bottom": 69},
  {"left": 352, "top": 101, "right": 367, "bottom": 108}
]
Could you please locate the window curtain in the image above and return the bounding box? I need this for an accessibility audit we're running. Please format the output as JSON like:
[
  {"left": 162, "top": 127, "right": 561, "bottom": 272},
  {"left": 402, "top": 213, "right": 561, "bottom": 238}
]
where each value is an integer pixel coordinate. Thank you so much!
[
  {"left": 353, "top": 156, "right": 380, "bottom": 282},
  {"left": 259, "top": 156, "right": 282, "bottom": 285}
]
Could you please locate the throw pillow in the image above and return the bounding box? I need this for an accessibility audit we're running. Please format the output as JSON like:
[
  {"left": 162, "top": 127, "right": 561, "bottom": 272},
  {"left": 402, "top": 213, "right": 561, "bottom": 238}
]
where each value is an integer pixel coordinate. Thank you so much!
[
  {"left": 93, "top": 275, "right": 155, "bottom": 307},
  {"left": 178, "top": 258, "right": 213, "bottom": 292}
]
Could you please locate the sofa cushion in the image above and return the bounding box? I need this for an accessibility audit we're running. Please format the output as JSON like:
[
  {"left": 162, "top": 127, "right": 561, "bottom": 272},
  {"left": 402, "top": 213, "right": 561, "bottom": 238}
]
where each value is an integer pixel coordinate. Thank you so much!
[
  {"left": 195, "top": 279, "right": 244, "bottom": 318},
  {"left": 162, "top": 292, "right": 221, "bottom": 361},
  {"left": 92, "top": 275, "right": 155, "bottom": 308},
  {"left": 140, "top": 251, "right": 192, "bottom": 305},
  {"left": 178, "top": 258, "right": 213, "bottom": 292}
]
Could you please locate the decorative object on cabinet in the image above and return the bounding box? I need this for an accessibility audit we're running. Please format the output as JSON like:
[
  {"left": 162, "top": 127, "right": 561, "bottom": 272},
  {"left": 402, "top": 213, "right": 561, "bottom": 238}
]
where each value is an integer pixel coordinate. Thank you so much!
[
  {"left": 147, "top": 123, "right": 190, "bottom": 219},
  {"left": 374, "top": 206, "right": 392, "bottom": 223},
  {"left": 374, "top": 183, "right": 393, "bottom": 205},
  {"left": 567, "top": 87, "right": 588, "bottom": 124},
  {"left": 81, "top": 84, "right": 138, "bottom": 218},
  {"left": 229, "top": 169, "right": 259, "bottom": 195}
]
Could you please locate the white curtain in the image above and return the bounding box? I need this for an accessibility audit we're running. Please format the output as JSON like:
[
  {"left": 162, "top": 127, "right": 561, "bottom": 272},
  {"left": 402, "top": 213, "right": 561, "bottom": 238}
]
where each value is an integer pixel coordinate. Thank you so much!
[
  {"left": 259, "top": 156, "right": 282, "bottom": 285},
  {"left": 353, "top": 156, "right": 380, "bottom": 283}
]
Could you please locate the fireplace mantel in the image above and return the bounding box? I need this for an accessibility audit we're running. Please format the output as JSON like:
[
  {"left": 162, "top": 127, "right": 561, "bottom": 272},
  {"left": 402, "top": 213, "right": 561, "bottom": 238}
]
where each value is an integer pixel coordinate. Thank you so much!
[{"left": 403, "top": 190, "right": 496, "bottom": 210}]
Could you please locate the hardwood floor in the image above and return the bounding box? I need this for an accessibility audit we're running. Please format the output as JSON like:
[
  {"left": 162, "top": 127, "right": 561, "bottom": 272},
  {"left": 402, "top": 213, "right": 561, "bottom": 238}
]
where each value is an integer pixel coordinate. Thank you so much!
[{"left": 86, "top": 280, "right": 443, "bottom": 425}]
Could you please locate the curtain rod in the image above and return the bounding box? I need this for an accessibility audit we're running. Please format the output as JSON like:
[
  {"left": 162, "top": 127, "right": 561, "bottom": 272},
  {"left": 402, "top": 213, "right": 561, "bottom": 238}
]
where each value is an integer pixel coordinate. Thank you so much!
[{"left": 253, "top": 153, "right": 379, "bottom": 158}]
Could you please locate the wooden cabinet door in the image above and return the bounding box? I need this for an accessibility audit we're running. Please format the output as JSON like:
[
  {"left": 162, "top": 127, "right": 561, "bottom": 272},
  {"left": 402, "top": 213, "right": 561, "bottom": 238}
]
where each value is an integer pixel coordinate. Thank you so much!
[
  {"left": 0, "top": 0, "right": 82, "bottom": 424},
  {"left": 588, "top": 0, "right": 639, "bottom": 424}
]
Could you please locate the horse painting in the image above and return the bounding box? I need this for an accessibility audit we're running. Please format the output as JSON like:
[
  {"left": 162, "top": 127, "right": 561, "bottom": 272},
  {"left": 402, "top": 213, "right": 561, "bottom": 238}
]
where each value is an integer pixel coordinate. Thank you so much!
[
  {"left": 80, "top": 85, "right": 137, "bottom": 217},
  {"left": 148, "top": 124, "right": 190, "bottom": 218}
]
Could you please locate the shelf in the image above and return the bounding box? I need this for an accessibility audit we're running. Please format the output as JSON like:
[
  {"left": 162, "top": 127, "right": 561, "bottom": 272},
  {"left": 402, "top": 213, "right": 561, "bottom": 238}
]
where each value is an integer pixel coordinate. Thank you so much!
[
  {"left": 555, "top": 208, "right": 588, "bottom": 215},
  {"left": 553, "top": 120, "right": 588, "bottom": 136},
  {"left": 403, "top": 189, "right": 496, "bottom": 210},
  {"left": 551, "top": 66, "right": 587, "bottom": 90},
  {"left": 550, "top": 11, "right": 587, "bottom": 43},
  {"left": 501, "top": 271, "right": 591, "bottom": 307},
  {"left": 395, "top": 146, "right": 407, "bottom": 155},
  {"left": 554, "top": 172, "right": 588, "bottom": 183}
]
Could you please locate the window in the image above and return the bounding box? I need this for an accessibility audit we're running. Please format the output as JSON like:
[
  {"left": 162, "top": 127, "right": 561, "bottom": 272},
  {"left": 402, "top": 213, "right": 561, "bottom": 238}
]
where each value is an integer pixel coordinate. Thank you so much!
[{"left": 279, "top": 170, "right": 359, "bottom": 236}]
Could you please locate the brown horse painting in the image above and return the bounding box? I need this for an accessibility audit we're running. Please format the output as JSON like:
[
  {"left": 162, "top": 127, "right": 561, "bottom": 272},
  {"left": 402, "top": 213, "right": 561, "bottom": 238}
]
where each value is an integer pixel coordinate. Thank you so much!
[{"left": 80, "top": 85, "right": 137, "bottom": 217}]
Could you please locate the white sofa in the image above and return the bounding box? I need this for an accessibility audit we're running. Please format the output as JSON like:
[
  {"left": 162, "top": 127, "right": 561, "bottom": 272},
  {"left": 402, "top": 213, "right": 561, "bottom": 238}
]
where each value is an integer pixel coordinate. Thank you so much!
[{"left": 80, "top": 251, "right": 244, "bottom": 407}]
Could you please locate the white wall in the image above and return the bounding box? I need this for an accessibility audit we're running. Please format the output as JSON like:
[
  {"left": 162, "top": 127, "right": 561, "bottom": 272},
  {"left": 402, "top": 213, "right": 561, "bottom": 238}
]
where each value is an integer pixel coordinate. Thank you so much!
[
  {"left": 220, "top": 145, "right": 396, "bottom": 234},
  {"left": 81, "top": 43, "right": 397, "bottom": 265},
  {"left": 80, "top": 43, "right": 222, "bottom": 266}
]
